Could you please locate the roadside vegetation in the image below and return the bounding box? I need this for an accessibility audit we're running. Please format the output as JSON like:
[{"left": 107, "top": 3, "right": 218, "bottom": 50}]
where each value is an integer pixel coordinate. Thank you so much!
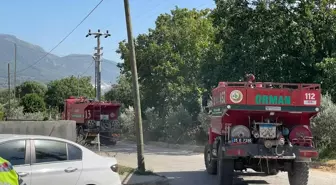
[{"left": 1, "top": 0, "right": 336, "bottom": 165}]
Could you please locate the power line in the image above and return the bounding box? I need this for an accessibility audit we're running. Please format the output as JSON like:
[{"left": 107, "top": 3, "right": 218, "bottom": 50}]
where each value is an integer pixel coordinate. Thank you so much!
[
  {"left": 16, "top": 0, "right": 105, "bottom": 74},
  {"left": 103, "top": 0, "right": 166, "bottom": 30},
  {"left": 79, "top": 60, "right": 94, "bottom": 76}
]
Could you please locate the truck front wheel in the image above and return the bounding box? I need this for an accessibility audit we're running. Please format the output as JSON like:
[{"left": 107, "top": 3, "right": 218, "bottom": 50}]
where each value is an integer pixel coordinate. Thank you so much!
[
  {"left": 204, "top": 144, "right": 217, "bottom": 175},
  {"left": 217, "top": 140, "right": 234, "bottom": 185},
  {"left": 288, "top": 162, "right": 309, "bottom": 185}
]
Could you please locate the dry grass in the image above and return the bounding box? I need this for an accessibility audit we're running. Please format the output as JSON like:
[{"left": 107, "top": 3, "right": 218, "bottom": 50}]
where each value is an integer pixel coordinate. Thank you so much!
[
  {"left": 119, "top": 165, "right": 136, "bottom": 175},
  {"left": 311, "top": 160, "right": 336, "bottom": 172},
  {"left": 118, "top": 165, "right": 156, "bottom": 176}
]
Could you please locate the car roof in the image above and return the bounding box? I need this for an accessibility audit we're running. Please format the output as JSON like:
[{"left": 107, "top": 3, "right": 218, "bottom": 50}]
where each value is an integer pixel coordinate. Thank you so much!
[{"left": 0, "top": 134, "right": 77, "bottom": 144}]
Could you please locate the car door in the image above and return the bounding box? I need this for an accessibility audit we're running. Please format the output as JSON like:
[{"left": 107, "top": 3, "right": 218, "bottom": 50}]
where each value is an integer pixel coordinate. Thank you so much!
[
  {"left": 0, "top": 139, "right": 32, "bottom": 185},
  {"left": 30, "top": 139, "right": 83, "bottom": 185}
]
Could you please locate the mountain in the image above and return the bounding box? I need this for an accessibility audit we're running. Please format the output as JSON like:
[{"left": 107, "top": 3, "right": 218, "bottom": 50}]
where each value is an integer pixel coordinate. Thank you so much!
[{"left": 0, "top": 34, "right": 120, "bottom": 92}]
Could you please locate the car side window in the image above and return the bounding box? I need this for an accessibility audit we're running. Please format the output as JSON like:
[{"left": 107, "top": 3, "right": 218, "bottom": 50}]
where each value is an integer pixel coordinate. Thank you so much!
[
  {"left": 0, "top": 140, "right": 26, "bottom": 166},
  {"left": 34, "top": 140, "right": 67, "bottom": 163},
  {"left": 67, "top": 144, "right": 82, "bottom": 160}
]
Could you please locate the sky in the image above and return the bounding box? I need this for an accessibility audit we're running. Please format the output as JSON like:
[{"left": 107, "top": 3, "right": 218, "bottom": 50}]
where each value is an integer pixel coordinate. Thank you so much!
[{"left": 0, "top": 0, "right": 216, "bottom": 63}]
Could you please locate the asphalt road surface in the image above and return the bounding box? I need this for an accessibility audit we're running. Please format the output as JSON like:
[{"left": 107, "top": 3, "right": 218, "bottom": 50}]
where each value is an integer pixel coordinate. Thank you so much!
[{"left": 96, "top": 141, "right": 336, "bottom": 185}]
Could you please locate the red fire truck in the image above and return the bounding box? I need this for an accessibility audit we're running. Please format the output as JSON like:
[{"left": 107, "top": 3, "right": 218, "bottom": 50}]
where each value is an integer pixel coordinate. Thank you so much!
[
  {"left": 203, "top": 74, "right": 320, "bottom": 185},
  {"left": 62, "top": 96, "right": 121, "bottom": 145}
]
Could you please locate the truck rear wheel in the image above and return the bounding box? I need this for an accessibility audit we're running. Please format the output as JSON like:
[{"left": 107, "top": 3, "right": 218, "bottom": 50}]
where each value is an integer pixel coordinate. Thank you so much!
[
  {"left": 288, "top": 162, "right": 309, "bottom": 185},
  {"left": 265, "top": 169, "right": 279, "bottom": 176},
  {"left": 110, "top": 139, "right": 117, "bottom": 146},
  {"left": 217, "top": 140, "right": 234, "bottom": 185},
  {"left": 204, "top": 144, "right": 217, "bottom": 175}
]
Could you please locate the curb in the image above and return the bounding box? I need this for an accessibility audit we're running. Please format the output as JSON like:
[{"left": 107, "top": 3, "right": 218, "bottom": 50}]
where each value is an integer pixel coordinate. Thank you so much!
[
  {"left": 121, "top": 172, "right": 170, "bottom": 185},
  {"left": 146, "top": 141, "right": 204, "bottom": 153},
  {"left": 123, "top": 178, "right": 170, "bottom": 185}
]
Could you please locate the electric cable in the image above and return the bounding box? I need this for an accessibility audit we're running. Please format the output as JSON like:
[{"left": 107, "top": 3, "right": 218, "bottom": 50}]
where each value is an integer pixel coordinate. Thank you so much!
[
  {"left": 78, "top": 60, "right": 95, "bottom": 77},
  {"left": 16, "top": 0, "right": 105, "bottom": 74}
]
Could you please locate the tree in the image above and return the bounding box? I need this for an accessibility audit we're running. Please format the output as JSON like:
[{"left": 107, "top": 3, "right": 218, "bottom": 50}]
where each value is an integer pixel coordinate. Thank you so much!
[
  {"left": 316, "top": 58, "right": 336, "bottom": 102},
  {"left": 202, "top": 0, "right": 336, "bottom": 89},
  {"left": 20, "top": 93, "right": 46, "bottom": 113},
  {"left": 117, "top": 7, "right": 215, "bottom": 117},
  {"left": 45, "top": 76, "right": 94, "bottom": 110},
  {"left": 104, "top": 74, "right": 134, "bottom": 108},
  {"left": 15, "top": 81, "right": 47, "bottom": 98}
]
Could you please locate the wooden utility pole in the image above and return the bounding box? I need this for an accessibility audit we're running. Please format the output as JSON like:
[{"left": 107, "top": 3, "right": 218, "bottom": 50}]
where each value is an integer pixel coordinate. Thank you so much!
[
  {"left": 123, "top": 0, "right": 145, "bottom": 172},
  {"left": 86, "top": 29, "right": 111, "bottom": 101},
  {"left": 7, "top": 63, "right": 11, "bottom": 117},
  {"left": 77, "top": 75, "right": 80, "bottom": 97},
  {"left": 14, "top": 43, "right": 17, "bottom": 102}
]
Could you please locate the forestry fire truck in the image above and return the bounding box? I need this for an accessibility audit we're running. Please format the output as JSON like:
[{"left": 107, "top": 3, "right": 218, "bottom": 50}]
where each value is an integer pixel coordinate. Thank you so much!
[
  {"left": 203, "top": 74, "right": 320, "bottom": 185},
  {"left": 62, "top": 96, "right": 121, "bottom": 145}
]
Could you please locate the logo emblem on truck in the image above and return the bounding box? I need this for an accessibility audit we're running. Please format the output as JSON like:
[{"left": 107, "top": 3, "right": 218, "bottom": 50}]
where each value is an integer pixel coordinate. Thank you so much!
[
  {"left": 230, "top": 90, "right": 243, "bottom": 103},
  {"left": 110, "top": 112, "right": 115, "bottom": 118}
]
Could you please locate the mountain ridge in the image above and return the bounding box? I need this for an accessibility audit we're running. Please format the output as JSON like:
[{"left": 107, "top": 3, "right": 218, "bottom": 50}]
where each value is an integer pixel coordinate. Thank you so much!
[{"left": 0, "top": 34, "right": 120, "bottom": 92}]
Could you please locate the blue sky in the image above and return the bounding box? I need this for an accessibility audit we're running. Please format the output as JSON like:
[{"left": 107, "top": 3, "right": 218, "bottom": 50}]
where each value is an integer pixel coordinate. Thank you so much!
[{"left": 0, "top": 0, "right": 215, "bottom": 63}]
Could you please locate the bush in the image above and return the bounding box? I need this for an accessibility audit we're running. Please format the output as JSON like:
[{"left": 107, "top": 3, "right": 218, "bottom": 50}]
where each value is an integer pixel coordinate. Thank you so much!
[
  {"left": 20, "top": 93, "right": 46, "bottom": 113},
  {"left": 118, "top": 105, "right": 208, "bottom": 144},
  {"left": 119, "top": 106, "right": 136, "bottom": 140},
  {"left": 164, "top": 106, "right": 195, "bottom": 143},
  {"left": 0, "top": 111, "right": 4, "bottom": 120},
  {"left": 10, "top": 106, "right": 46, "bottom": 120},
  {"left": 311, "top": 94, "right": 336, "bottom": 159},
  {"left": 142, "top": 107, "right": 165, "bottom": 141},
  {"left": 119, "top": 105, "right": 201, "bottom": 143}
]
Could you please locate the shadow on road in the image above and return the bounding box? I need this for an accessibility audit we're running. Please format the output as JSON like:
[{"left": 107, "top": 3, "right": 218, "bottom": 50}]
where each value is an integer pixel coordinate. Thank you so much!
[{"left": 158, "top": 170, "right": 270, "bottom": 185}]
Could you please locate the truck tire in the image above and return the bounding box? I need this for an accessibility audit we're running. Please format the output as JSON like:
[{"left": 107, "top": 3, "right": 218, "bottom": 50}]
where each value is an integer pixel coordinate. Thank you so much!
[
  {"left": 217, "top": 140, "right": 234, "bottom": 185},
  {"left": 204, "top": 144, "right": 217, "bottom": 175},
  {"left": 265, "top": 169, "right": 279, "bottom": 176},
  {"left": 99, "top": 136, "right": 109, "bottom": 145},
  {"left": 110, "top": 140, "right": 117, "bottom": 146},
  {"left": 288, "top": 162, "right": 309, "bottom": 185}
]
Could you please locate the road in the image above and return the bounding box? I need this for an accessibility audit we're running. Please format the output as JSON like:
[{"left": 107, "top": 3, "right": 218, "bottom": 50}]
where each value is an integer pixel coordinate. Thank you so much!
[{"left": 95, "top": 141, "right": 336, "bottom": 185}]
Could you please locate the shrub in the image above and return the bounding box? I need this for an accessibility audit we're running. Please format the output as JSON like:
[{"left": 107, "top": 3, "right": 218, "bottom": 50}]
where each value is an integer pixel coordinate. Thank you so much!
[
  {"left": 119, "top": 106, "right": 135, "bottom": 139},
  {"left": 0, "top": 111, "right": 3, "bottom": 120},
  {"left": 311, "top": 94, "right": 336, "bottom": 159},
  {"left": 119, "top": 105, "right": 209, "bottom": 144},
  {"left": 10, "top": 106, "right": 46, "bottom": 120},
  {"left": 20, "top": 93, "right": 46, "bottom": 113}
]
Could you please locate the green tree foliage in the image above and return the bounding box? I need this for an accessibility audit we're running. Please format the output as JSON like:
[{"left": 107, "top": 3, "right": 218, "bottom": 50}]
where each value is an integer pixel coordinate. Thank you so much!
[
  {"left": 20, "top": 93, "right": 46, "bottom": 113},
  {"left": 45, "top": 76, "right": 94, "bottom": 110},
  {"left": 117, "top": 7, "right": 215, "bottom": 117},
  {"left": 15, "top": 81, "right": 47, "bottom": 98},
  {"left": 104, "top": 74, "right": 134, "bottom": 108},
  {"left": 202, "top": 0, "right": 336, "bottom": 89},
  {"left": 316, "top": 58, "right": 336, "bottom": 102}
]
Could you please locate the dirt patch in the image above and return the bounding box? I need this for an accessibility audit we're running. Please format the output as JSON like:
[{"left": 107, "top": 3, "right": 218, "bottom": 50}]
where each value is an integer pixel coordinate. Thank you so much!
[{"left": 310, "top": 160, "right": 336, "bottom": 172}]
